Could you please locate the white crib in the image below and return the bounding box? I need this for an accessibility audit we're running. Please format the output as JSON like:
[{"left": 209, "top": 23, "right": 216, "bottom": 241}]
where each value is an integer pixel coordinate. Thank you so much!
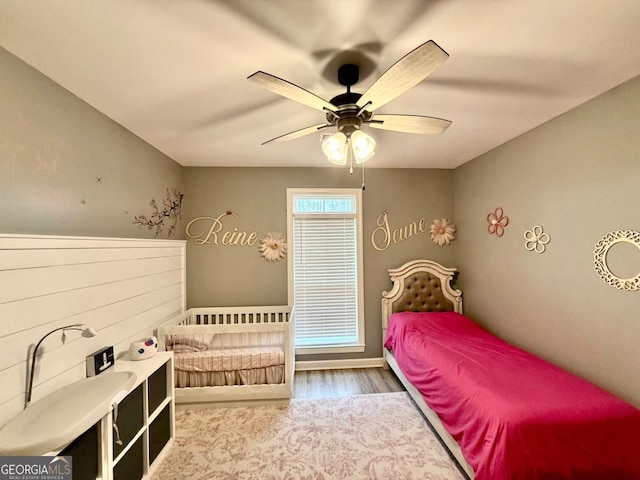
[{"left": 156, "top": 305, "right": 294, "bottom": 407}]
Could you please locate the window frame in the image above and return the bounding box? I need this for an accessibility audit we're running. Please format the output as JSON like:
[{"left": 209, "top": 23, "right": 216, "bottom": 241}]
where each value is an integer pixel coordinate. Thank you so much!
[{"left": 286, "top": 188, "right": 365, "bottom": 355}]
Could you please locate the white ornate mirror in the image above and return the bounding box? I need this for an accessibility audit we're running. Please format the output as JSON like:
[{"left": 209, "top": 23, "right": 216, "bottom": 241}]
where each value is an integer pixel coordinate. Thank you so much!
[{"left": 593, "top": 230, "right": 640, "bottom": 291}]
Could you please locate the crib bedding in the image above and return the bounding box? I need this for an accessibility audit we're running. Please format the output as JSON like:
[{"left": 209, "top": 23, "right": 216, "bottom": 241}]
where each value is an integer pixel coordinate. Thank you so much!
[
  {"left": 175, "top": 365, "right": 284, "bottom": 388},
  {"left": 384, "top": 311, "right": 640, "bottom": 480},
  {"left": 171, "top": 341, "right": 286, "bottom": 388},
  {"left": 173, "top": 346, "right": 285, "bottom": 373}
]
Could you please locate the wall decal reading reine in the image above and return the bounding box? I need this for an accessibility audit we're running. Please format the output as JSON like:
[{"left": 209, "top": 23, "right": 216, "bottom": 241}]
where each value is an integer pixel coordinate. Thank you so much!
[{"left": 185, "top": 211, "right": 258, "bottom": 246}]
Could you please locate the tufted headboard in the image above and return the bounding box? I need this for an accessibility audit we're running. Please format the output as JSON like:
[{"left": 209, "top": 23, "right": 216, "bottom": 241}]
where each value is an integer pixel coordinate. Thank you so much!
[{"left": 381, "top": 259, "right": 463, "bottom": 351}]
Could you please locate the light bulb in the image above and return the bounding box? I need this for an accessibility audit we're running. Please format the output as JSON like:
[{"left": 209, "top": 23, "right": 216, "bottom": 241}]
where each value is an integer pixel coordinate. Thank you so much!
[
  {"left": 322, "top": 132, "right": 348, "bottom": 165},
  {"left": 350, "top": 130, "right": 375, "bottom": 164}
]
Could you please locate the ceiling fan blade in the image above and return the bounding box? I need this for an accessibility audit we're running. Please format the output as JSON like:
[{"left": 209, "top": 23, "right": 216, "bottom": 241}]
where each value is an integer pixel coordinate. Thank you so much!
[
  {"left": 368, "top": 114, "right": 451, "bottom": 134},
  {"left": 262, "top": 123, "right": 331, "bottom": 145},
  {"left": 248, "top": 71, "right": 336, "bottom": 113},
  {"left": 356, "top": 40, "right": 449, "bottom": 111}
]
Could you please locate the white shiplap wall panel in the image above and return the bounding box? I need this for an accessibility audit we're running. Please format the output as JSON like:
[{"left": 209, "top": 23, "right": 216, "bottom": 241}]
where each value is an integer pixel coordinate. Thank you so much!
[
  {"left": 0, "top": 283, "right": 183, "bottom": 372},
  {"left": 0, "top": 269, "right": 183, "bottom": 337},
  {"left": 0, "top": 246, "right": 184, "bottom": 270},
  {"left": 0, "top": 256, "right": 181, "bottom": 304},
  {"left": 0, "top": 236, "right": 180, "bottom": 250},
  {"left": 0, "top": 234, "right": 186, "bottom": 426}
]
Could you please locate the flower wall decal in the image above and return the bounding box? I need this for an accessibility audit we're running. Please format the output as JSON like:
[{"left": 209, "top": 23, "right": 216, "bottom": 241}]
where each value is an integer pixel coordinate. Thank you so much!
[
  {"left": 429, "top": 218, "right": 456, "bottom": 247},
  {"left": 259, "top": 232, "right": 287, "bottom": 262},
  {"left": 487, "top": 207, "right": 509, "bottom": 237},
  {"left": 524, "top": 225, "right": 551, "bottom": 254}
]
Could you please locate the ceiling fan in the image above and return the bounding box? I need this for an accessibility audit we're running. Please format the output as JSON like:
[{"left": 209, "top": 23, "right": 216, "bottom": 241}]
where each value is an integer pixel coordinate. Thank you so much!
[{"left": 247, "top": 40, "right": 452, "bottom": 167}]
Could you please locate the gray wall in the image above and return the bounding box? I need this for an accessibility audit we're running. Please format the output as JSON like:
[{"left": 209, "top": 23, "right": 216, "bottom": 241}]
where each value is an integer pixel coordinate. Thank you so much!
[
  {"left": 454, "top": 75, "right": 640, "bottom": 406},
  {"left": 0, "top": 47, "right": 185, "bottom": 238},
  {"left": 183, "top": 167, "right": 456, "bottom": 361},
  {"left": 3, "top": 40, "right": 638, "bottom": 405}
]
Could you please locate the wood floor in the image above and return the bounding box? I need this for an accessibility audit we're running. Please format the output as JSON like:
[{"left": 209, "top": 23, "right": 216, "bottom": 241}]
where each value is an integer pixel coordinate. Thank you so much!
[{"left": 292, "top": 368, "right": 405, "bottom": 399}]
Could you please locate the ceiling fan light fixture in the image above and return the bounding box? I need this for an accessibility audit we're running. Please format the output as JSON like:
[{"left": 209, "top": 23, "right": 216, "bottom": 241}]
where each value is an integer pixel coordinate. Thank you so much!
[
  {"left": 322, "top": 132, "right": 348, "bottom": 165},
  {"left": 350, "top": 130, "right": 375, "bottom": 164},
  {"left": 249, "top": 40, "right": 451, "bottom": 172}
]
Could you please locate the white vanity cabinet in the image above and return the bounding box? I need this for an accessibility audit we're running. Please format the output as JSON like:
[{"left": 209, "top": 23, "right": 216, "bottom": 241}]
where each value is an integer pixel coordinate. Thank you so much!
[
  {"left": 54, "top": 352, "right": 174, "bottom": 480},
  {"left": 105, "top": 352, "right": 174, "bottom": 480}
]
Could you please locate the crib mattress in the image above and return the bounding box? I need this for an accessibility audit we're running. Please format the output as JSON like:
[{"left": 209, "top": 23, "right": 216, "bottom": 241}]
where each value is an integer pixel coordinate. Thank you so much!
[{"left": 174, "top": 346, "right": 285, "bottom": 373}]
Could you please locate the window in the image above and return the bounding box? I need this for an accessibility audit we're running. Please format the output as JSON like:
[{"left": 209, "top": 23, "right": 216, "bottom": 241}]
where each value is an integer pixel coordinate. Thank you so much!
[{"left": 287, "top": 189, "right": 365, "bottom": 354}]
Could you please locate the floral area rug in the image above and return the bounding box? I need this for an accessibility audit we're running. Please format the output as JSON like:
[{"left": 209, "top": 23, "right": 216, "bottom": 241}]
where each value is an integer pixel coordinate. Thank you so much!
[{"left": 149, "top": 392, "right": 466, "bottom": 480}]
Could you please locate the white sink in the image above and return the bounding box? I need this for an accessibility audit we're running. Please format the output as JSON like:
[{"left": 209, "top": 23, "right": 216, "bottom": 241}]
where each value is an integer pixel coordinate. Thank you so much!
[{"left": 0, "top": 371, "right": 137, "bottom": 456}]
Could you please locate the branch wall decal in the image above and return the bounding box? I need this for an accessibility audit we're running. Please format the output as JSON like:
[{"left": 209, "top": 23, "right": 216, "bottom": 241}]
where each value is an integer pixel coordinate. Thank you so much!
[{"left": 133, "top": 187, "right": 184, "bottom": 238}]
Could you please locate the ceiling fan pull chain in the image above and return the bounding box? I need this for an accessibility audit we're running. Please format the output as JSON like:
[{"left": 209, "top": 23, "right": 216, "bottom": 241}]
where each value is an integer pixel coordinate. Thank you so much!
[{"left": 362, "top": 163, "right": 366, "bottom": 191}]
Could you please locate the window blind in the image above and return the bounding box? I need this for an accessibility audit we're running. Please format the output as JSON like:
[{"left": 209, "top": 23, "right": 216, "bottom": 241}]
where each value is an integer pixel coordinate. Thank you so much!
[{"left": 292, "top": 216, "right": 358, "bottom": 347}]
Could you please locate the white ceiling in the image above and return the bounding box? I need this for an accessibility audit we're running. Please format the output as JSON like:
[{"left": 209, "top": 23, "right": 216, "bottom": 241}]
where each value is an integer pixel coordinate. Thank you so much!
[{"left": 2, "top": 1, "right": 640, "bottom": 169}]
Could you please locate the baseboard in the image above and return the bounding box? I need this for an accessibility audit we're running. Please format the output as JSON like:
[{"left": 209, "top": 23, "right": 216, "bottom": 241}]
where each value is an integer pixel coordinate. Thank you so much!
[{"left": 295, "top": 357, "right": 385, "bottom": 371}]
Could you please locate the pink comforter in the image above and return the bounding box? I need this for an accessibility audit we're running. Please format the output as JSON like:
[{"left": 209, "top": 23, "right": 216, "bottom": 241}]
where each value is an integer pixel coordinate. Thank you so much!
[{"left": 384, "top": 311, "right": 640, "bottom": 480}]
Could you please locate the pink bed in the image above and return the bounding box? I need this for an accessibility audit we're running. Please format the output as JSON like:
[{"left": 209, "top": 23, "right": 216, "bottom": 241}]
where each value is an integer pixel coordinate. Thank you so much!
[{"left": 384, "top": 310, "right": 640, "bottom": 480}]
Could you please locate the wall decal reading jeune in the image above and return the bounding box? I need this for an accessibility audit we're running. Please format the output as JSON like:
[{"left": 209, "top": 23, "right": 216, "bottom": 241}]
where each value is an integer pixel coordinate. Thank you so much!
[
  {"left": 185, "top": 211, "right": 258, "bottom": 246},
  {"left": 371, "top": 211, "right": 429, "bottom": 251}
]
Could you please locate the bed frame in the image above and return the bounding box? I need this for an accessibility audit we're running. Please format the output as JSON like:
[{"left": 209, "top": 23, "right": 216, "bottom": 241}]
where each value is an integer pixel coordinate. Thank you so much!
[
  {"left": 381, "top": 259, "right": 474, "bottom": 479},
  {"left": 157, "top": 305, "right": 294, "bottom": 408}
]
